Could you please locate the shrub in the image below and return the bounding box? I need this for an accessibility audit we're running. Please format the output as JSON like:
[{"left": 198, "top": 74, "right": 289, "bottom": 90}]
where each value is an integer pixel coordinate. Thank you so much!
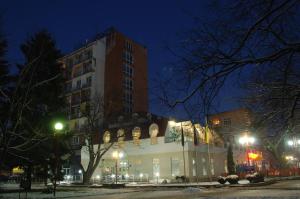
[
  {"left": 217, "top": 176, "right": 226, "bottom": 184},
  {"left": 226, "top": 175, "right": 239, "bottom": 184},
  {"left": 246, "top": 172, "right": 264, "bottom": 183}
]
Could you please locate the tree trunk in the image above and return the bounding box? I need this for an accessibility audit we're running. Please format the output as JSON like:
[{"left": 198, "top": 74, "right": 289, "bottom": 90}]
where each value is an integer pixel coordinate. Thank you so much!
[
  {"left": 26, "top": 163, "right": 32, "bottom": 190},
  {"left": 82, "top": 169, "right": 94, "bottom": 185}
]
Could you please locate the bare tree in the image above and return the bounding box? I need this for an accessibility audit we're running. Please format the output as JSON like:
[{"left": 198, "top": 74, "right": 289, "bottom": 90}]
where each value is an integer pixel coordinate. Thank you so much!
[
  {"left": 0, "top": 57, "right": 61, "bottom": 166},
  {"left": 72, "top": 93, "right": 115, "bottom": 184},
  {"left": 159, "top": 0, "right": 300, "bottom": 166},
  {"left": 159, "top": 0, "right": 300, "bottom": 115},
  {"left": 243, "top": 64, "right": 300, "bottom": 167}
]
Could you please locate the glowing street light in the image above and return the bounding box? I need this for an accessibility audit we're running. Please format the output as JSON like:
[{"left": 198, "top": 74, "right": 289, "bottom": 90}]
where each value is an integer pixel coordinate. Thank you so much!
[
  {"left": 54, "top": 122, "right": 64, "bottom": 131},
  {"left": 52, "top": 121, "right": 64, "bottom": 197},
  {"left": 287, "top": 140, "right": 294, "bottom": 146},
  {"left": 238, "top": 135, "right": 255, "bottom": 145}
]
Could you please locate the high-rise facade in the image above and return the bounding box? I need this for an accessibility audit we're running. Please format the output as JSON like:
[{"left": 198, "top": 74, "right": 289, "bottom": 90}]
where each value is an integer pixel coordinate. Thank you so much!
[{"left": 60, "top": 28, "right": 148, "bottom": 144}]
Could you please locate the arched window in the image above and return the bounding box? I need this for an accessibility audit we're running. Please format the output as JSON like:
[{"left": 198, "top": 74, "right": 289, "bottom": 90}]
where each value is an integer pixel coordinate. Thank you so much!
[
  {"left": 103, "top": 131, "right": 111, "bottom": 144},
  {"left": 117, "top": 129, "right": 125, "bottom": 148},
  {"left": 132, "top": 127, "right": 141, "bottom": 145},
  {"left": 149, "top": 123, "right": 159, "bottom": 144}
]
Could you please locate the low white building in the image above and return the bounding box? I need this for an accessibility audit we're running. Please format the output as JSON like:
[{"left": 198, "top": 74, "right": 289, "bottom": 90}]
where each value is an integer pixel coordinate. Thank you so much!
[{"left": 81, "top": 114, "right": 228, "bottom": 183}]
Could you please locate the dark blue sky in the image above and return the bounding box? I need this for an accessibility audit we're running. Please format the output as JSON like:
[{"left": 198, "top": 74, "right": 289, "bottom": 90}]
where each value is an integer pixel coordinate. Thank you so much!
[{"left": 1, "top": 0, "right": 242, "bottom": 118}]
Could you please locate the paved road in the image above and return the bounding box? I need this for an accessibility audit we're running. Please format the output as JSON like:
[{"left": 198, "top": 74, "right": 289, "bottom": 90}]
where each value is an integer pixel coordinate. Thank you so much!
[
  {"left": 84, "top": 180, "right": 300, "bottom": 199},
  {"left": 1, "top": 180, "right": 300, "bottom": 198}
]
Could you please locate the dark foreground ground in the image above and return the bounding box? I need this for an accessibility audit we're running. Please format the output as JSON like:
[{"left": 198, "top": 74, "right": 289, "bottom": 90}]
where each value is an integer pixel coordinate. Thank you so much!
[{"left": 1, "top": 180, "right": 300, "bottom": 199}]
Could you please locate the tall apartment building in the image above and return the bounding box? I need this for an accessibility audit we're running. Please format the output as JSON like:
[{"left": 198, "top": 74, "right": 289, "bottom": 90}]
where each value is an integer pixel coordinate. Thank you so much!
[
  {"left": 60, "top": 28, "right": 148, "bottom": 134},
  {"left": 59, "top": 29, "right": 148, "bottom": 178}
]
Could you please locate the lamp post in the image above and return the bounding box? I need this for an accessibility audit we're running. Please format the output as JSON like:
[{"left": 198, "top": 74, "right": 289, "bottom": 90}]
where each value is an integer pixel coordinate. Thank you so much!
[
  {"left": 238, "top": 134, "right": 255, "bottom": 166},
  {"left": 53, "top": 121, "right": 64, "bottom": 197},
  {"left": 112, "top": 150, "right": 124, "bottom": 184}
]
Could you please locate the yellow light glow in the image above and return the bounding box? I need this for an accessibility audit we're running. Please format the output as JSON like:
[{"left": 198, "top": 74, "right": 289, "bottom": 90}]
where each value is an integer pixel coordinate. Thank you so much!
[
  {"left": 12, "top": 166, "right": 24, "bottom": 174},
  {"left": 112, "top": 151, "right": 118, "bottom": 159},
  {"left": 248, "top": 153, "right": 258, "bottom": 160},
  {"left": 213, "top": 119, "right": 220, "bottom": 125}
]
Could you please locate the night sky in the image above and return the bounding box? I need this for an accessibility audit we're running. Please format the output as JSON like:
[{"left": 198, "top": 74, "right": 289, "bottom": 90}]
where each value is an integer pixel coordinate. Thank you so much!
[{"left": 1, "top": 0, "right": 242, "bottom": 119}]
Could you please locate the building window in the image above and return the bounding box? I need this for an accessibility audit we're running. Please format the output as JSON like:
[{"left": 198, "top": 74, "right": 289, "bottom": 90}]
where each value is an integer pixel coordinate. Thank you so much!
[
  {"left": 123, "top": 91, "right": 133, "bottom": 113},
  {"left": 211, "top": 158, "right": 215, "bottom": 175},
  {"left": 65, "top": 82, "right": 72, "bottom": 92},
  {"left": 71, "top": 93, "right": 81, "bottom": 105},
  {"left": 202, "top": 158, "right": 207, "bottom": 176},
  {"left": 125, "top": 41, "right": 133, "bottom": 52},
  {"left": 84, "top": 49, "right": 92, "bottom": 60},
  {"left": 153, "top": 158, "right": 160, "bottom": 178},
  {"left": 123, "top": 63, "right": 134, "bottom": 77},
  {"left": 71, "top": 106, "right": 80, "bottom": 119},
  {"left": 72, "top": 136, "right": 80, "bottom": 145},
  {"left": 76, "top": 80, "right": 81, "bottom": 89},
  {"left": 123, "top": 50, "right": 133, "bottom": 64},
  {"left": 83, "top": 61, "right": 92, "bottom": 73},
  {"left": 223, "top": 118, "right": 231, "bottom": 127},
  {"left": 123, "top": 77, "right": 133, "bottom": 90},
  {"left": 73, "top": 66, "right": 82, "bottom": 77},
  {"left": 66, "top": 58, "right": 73, "bottom": 68},
  {"left": 171, "top": 158, "right": 180, "bottom": 177},
  {"left": 86, "top": 76, "right": 92, "bottom": 86}
]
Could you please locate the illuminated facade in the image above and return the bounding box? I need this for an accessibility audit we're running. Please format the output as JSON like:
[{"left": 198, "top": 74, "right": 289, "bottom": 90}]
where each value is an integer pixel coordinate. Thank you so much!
[{"left": 81, "top": 115, "right": 227, "bottom": 183}]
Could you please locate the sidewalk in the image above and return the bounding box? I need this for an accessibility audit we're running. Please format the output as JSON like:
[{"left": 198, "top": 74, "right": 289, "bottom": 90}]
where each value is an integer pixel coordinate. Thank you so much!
[{"left": 1, "top": 176, "right": 291, "bottom": 193}]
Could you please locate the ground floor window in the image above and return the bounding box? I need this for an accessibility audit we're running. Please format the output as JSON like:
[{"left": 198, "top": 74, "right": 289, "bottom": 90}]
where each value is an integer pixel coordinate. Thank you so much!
[
  {"left": 153, "top": 158, "right": 160, "bottom": 178},
  {"left": 171, "top": 157, "right": 180, "bottom": 177}
]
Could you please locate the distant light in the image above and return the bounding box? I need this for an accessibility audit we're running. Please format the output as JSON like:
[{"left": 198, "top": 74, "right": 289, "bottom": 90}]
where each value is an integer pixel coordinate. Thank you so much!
[
  {"left": 239, "top": 135, "right": 255, "bottom": 145},
  {"left": 239, "top": 137, "right": 246, "bottom": 145},
  {"left": 78, "top": 169, "right": 82, "bottom": 174},
  {"left": 119, "top": 152, "right": 124, "bottom": 158},
  {"left": 139, "top": 173, "right": 143, "bottom": 178},
  {"left": 125, "top": 173, "right": 129, "bottom": 178},
  {"left": 249, "top": 137, "right": 255, "bottom": 144},
  {"left": 96, "top": 175, "right": 100, "bottom": 179},
  {"left": 248, "top": 152, "right": 258, "bottom": 160},
  {"left": 111, "top": 174, "right": 116, "bottom": 178},
  {"left": 155, "top": 172, "right": 160, "bottom": 177},
  {"left": 54, "top": 122, "right": 64, "bottom": 131},
  {"left": 285, "top": 156, "right": 294, "bottom": 160},
  {"left": 112, "top": 151, "right": 118, "bottom": 159},
  {"left": 287, "top": 140, "right": 293, "bottom": 146}
]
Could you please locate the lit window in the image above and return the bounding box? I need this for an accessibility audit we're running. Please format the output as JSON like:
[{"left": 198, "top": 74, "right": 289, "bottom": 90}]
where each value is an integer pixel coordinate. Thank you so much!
[{"left": 223, "top": 118, "right": 231, "bottom": 127}]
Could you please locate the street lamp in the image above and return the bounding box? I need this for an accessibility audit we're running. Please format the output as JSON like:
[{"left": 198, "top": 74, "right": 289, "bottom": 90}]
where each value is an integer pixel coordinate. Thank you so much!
[
  {"left": 112, "top": 150, "right": 124, "bottom": 184},
  {"left": 238, "top": 134, "right": 255, "bottom": 166},
  {"left": 53, "top": 121, "right": 64, "bottom": 197}
]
